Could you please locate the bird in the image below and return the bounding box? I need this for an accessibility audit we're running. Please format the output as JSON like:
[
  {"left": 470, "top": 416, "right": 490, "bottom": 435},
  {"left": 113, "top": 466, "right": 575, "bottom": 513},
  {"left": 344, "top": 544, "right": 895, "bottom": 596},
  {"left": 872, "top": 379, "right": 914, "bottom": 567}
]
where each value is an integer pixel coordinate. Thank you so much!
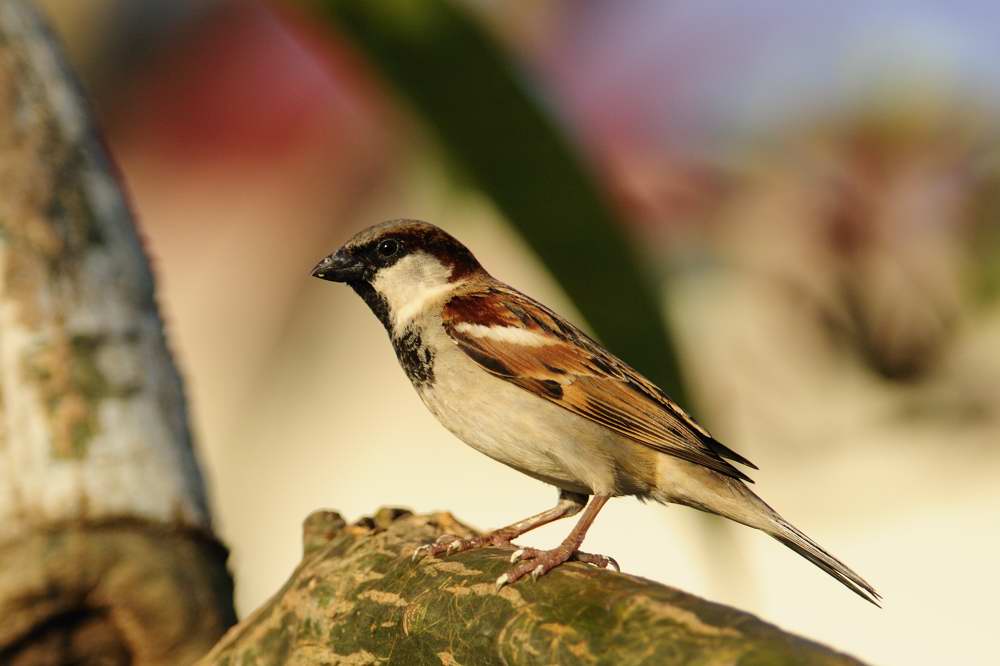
[{"left": 311, "top": 219, "right": 880, "bottom": 604}]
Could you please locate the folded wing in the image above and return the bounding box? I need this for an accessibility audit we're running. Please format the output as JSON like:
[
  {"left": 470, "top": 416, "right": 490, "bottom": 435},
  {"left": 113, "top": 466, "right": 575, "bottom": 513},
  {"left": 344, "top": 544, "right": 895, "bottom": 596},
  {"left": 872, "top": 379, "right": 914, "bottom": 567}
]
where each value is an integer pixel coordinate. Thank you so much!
[{"left": 443, "top": 286, "right": 757, "bottom": 482}]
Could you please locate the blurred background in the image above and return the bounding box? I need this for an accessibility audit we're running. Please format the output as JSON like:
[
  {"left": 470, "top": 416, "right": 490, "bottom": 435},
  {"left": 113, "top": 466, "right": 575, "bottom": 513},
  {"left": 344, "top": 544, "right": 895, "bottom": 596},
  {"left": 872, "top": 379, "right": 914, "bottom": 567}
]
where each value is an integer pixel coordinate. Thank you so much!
[{"left": 36, "top": 1, "right": 1000, "bottom": 663}]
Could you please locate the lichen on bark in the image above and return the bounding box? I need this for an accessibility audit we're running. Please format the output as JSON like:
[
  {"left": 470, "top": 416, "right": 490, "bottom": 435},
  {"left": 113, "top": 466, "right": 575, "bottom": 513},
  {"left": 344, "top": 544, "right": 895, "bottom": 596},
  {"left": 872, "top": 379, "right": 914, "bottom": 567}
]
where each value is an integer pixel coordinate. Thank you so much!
[
  {"left": 0, "top": 2, "right": 235, "bottom": 663},
  {"left": 203, "top": 508, "right": 868, "bottom": 666},
  {"left": 0, "top": 0, "right": 209, "bottom": 539}
]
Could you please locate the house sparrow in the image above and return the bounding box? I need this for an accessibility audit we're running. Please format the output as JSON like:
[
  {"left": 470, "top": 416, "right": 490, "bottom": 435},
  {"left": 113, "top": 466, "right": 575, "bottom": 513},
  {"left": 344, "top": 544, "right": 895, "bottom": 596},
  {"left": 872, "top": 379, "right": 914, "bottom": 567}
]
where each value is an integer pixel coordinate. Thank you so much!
[{"left": 312, "top": 219, "right": 879, "bottom": 604}]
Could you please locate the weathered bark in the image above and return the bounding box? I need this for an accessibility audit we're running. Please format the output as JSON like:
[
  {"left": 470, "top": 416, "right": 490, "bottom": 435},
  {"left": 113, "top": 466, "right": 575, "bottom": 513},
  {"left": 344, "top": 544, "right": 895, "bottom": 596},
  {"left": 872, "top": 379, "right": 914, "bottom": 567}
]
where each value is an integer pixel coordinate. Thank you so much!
[
  {"left": 0, "top": 2, "right": 235, "bottom": 663},
  {"left": 203, "top": 508, "right": 867, "bottom": 666}
]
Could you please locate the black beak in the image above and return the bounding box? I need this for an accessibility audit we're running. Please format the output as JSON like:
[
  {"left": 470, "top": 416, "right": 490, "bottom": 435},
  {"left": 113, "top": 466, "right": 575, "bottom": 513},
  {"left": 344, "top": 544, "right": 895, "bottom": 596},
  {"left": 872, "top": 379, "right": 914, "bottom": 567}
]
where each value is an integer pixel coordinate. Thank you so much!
[{"left": 311, "top": 251, "right": 365, "bottom": 283}]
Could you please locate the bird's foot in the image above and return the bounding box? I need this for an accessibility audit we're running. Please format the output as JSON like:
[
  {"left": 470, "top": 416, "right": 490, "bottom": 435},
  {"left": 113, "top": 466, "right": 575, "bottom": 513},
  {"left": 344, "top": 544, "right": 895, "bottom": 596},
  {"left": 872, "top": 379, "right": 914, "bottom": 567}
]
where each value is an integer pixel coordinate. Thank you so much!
[
  {"left": 411, "top": 530, "right": 515, "bottom": 561},
  {"left": 497, "top": 546, "right": 620, "bottom": 588},
  {"left": 509, "top": 546, "right": 620, "bottom": 571}
]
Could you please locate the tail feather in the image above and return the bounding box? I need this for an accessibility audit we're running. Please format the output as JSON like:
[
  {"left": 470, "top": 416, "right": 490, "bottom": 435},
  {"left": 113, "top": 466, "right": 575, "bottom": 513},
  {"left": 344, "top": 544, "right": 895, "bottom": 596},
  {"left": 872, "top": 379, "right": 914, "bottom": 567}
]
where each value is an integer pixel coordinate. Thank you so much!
[
  {"left": 652, "top": 456, "right": 880, "bottom": 605},
  {"left": 771, "top": 518, "right": 881, "bottom": 607}
]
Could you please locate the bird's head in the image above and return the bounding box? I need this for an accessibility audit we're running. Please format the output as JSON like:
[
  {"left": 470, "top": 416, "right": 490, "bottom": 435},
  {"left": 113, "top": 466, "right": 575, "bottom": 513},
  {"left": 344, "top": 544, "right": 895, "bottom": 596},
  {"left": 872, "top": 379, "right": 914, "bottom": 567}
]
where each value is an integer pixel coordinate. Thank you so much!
[{"left": 312, "top": 219, "right": 484, "bottom": 331}]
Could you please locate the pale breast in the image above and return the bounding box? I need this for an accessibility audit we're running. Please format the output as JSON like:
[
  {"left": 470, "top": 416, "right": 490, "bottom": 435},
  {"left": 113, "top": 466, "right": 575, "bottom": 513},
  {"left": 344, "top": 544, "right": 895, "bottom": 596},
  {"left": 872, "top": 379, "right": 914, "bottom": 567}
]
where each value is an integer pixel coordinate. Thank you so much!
[{"left": 402, "top": 317, "right": 653, "bottom": 497}]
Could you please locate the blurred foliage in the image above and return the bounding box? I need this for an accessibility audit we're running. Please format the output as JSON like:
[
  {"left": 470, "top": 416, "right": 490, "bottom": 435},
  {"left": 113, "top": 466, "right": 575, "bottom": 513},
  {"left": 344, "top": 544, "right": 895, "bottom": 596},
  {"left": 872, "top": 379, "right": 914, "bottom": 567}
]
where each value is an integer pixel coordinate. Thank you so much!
[
  {"left": 308, "top": 0, "right": 690, "bottom": 405},
  {"left": 721, "top": 92, "right": 1000, "bottom": 383}
]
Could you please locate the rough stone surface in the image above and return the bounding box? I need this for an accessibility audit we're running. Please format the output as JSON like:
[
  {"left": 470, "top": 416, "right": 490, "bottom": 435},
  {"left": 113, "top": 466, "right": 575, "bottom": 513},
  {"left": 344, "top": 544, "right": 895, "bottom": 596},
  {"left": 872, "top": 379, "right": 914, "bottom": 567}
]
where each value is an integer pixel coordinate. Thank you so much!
[{"left": 203, "top": 508, "right": 868, "bottom": 666}]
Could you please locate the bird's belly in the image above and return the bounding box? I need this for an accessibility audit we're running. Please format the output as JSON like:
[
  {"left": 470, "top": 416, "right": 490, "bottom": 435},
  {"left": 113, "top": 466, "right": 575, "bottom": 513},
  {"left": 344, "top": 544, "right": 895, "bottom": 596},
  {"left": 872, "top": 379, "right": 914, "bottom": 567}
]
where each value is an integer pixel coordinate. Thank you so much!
[{"left": 415, "top": 347, "right": 627, "bottom": 495}]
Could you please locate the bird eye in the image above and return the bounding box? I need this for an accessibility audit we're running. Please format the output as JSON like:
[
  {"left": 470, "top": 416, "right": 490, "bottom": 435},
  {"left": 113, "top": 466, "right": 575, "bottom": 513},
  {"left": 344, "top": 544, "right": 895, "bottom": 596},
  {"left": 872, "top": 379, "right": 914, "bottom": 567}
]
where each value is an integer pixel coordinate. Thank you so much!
[{"left": 376, "top": 238, "right": 400, "bottom": 258}]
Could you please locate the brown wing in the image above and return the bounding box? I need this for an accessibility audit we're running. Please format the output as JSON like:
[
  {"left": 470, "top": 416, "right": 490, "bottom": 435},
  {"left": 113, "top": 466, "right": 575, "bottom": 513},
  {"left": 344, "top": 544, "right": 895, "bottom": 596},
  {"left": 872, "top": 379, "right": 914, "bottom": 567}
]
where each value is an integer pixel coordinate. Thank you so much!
[{"left": 442, "top": 285, "right": 757, "bottom": 482}]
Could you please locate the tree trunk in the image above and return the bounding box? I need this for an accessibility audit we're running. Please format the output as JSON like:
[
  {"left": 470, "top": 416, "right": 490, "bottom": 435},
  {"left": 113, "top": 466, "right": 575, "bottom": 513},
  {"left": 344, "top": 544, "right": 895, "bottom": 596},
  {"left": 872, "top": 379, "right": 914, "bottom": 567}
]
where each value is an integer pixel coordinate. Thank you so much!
[
  {"left": 0, "top": 2, "right": 235, "bottom": 663},
  {"left": 202, "top": 508, "right": 867, "bottom": 666}
]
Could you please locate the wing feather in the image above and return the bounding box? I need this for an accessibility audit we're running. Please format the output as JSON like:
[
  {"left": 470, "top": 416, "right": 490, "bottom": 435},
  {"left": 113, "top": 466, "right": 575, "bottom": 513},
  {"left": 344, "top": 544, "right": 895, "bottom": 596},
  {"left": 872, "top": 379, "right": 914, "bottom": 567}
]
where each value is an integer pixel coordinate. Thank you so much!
[{"left": 443, "top": 285, "right": 756, "bottom": 482}]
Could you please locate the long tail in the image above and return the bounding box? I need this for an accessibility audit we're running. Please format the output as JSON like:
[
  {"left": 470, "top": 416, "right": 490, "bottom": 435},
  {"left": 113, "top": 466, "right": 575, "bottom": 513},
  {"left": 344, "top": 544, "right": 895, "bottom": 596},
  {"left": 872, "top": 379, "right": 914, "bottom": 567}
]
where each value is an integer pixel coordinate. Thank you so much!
[
  {"left": 767, "top": 515, "right": 881, "bottom": 606},
  {"left": 653, "top": 459, "right": 881, "bottom": 605}
]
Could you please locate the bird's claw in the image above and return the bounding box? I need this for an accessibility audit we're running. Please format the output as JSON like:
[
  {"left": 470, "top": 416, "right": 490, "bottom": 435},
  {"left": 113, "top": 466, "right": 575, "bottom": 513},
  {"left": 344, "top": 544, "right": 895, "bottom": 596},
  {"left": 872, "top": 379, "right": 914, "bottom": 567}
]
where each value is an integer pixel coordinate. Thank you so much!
[
  {"left": 496, "top": 547, "right": 621, "bottom": 588},
  {"left": 573, "top": 551, "right": 620, "bottom": 572},
  {"left": 411, "top": 534, "right": 459, "bottom": 561},
  {"left": 413, "top": 531, "right": 515, "bottom": 563},
  {"left": 414, "top": 533, "right": 619, "bottom": 587}
]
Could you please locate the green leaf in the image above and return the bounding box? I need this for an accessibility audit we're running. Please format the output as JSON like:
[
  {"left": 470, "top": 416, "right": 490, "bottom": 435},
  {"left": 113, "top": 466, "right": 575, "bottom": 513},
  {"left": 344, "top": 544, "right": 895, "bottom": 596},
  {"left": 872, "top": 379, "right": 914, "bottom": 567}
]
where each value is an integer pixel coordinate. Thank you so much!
[{"left": 309, "top": 0, "right": 690, "bottom": 405}]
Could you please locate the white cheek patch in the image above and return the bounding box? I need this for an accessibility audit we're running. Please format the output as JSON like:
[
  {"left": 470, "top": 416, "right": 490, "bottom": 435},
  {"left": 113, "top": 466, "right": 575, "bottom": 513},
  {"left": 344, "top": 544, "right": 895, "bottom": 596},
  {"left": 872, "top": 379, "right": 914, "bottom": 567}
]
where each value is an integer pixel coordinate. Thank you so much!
[
  {"left": 452, "top": 322, "right": 553, "bottom": 347},
  {"left": 372, "top": 253, "right": 458, "bottom": 328},
  {"left": 393, "top": 283, "right": 457, "bottom": 327}
]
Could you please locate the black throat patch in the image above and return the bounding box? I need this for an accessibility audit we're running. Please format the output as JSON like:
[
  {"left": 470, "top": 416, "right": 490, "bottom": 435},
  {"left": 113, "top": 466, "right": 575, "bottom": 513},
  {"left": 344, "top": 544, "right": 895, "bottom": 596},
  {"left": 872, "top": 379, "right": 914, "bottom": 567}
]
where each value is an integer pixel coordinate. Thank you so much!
[
  {"left": 392, "top": 327, "right": 435, "bottom": 387},
  {"left": 348, "top": 277, "right": 434, "bottom": 387}
]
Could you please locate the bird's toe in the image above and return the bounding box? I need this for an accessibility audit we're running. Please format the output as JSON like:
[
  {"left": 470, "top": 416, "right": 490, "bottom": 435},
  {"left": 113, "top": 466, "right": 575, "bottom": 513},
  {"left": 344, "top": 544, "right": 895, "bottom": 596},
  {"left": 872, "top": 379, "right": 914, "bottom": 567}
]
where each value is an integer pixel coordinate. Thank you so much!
[
  {"left": 497, "top": 546, "right": 621, "bottom": 587},
  {"left": 572, "top": 550, "right": 621, "bottom": 572},
  {"left": 414, "top": 530, "right": 517, "bottom": 563}
]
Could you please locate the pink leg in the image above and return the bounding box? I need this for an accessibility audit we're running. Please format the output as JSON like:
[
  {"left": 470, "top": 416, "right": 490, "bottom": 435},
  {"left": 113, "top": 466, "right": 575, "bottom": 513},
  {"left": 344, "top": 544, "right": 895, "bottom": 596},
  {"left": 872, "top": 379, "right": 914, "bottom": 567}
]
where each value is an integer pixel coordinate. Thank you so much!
[
  {"left": 412, "top": 490, "right": 587, "bottom": 560},
  {"left": 497, "top": 494, "right": 617, "bottom": 587}
]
